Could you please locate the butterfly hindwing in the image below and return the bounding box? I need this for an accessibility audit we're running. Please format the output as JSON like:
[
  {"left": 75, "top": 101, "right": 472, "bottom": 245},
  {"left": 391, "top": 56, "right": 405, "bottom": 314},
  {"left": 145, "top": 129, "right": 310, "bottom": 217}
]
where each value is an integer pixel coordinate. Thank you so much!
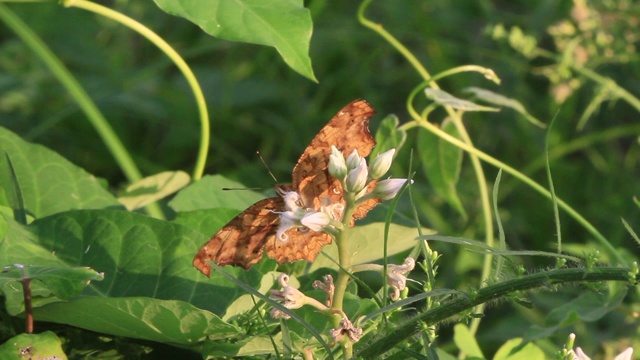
[{"left": 193, "top": 197, "right": 282, "bottom": 275}]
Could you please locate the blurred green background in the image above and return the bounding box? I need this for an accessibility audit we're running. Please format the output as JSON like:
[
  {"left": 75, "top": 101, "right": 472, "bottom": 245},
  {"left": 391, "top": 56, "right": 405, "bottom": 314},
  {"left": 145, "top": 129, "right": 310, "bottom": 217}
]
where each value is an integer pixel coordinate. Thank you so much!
[{"left": 1, "top": 0, "right": 639, "bottom": 356}]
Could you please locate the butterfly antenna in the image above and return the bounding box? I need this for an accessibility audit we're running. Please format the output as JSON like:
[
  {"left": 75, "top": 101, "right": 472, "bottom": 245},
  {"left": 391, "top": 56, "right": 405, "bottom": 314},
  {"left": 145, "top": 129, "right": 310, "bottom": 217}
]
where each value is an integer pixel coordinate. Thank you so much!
[
  {"left": 256, "top": 150, "right": 279, "bottom": 184},
  {"left": 221, "top": 151, "right": 278, "bottom": 191}
]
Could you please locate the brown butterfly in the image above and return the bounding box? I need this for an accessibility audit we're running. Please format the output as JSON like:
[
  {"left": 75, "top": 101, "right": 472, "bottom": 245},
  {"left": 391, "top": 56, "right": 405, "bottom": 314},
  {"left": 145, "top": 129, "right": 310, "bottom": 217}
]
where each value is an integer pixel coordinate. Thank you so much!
[{"left": 193, "top": 100, "right": 381, "bottom": 276}]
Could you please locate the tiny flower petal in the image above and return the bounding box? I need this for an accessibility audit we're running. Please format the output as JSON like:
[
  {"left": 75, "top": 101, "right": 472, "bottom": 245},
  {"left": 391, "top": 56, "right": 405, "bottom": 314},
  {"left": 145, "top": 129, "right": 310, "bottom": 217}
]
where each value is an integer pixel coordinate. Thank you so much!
[
  {"left": 300, "top": 211, "right": 332, "bottom": 232},
  {"left": 345, "top": 149, "right": 362, "bottom": 170},
  {"left": 614, "top": 348, "right": 634, "bottom": 360},
  {"left": 281, "top": 191, "right": 302, "bottom": 212},
  {"left": 345, "top": 159, "right": 369, "bottom": 193},
  {"left": 387, "top": 257, "right": 415, "bottom": 301},
  {"left": 368, "top": 148, "right": 396, "bottom": 179},
  {"left": 329, "top": 154, "right": 348, "bottom": 179},
  {"left": 331, "top": 318, "right": 363, "bottom": 343},
  {"left": 276, "top": 211, "right": 302, "bottom": 242},
  {"left": 373, "top": 178, "right": 411, "bottom": 200}
]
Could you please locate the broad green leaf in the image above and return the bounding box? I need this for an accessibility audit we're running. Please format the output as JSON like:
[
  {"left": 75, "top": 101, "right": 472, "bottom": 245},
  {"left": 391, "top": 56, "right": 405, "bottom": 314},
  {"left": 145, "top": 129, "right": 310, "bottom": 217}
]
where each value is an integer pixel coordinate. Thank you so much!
[
  {"left": 169, "top": 174, "right": 267, "bottom": 212},
  {"left": 118, "top": 171, "right": 190, "bottom": 211},
  {"left": 203, "top": 335, "right": 283, "bottom": 357},
  {"left": 524, "top": 288, "right": 628, "bottom": 342},
  {"left": 493, "top": 338, "right": 545, "bottom": 360},
  {"left": 453, "top": 323, "right": 485, "bottom": 359},
  {"left": 0, "top": 209, "right": 258, "bottom": 344},
  {"left": 417, "top": 120, "right": 467, "bottom": 218},
  {"left": 0, "top": 331, "right": 67, "bottom": 360},
  {"left": 372, "top": 114, "right": 407, "bottom": 158},
  {"left": 152, "top": 0, "right": 316, "bottom": 81},
  {"left": 33, "top": 297, "right": 238, "bottom": 344},
  {"left": 309, "top": 221, "right": 427, "bottom": 272},
  {"left": 424, "top": 88, "right": 499, "bottom": 112},
  {"left": 464, "top": 87, "right": 546, "bottom": 128},
  {"left": 0, "top": 264, "right": 103, "bottom": 300},
  {"left": 0, "top": 127, "right": 121, "bottom": 220}
]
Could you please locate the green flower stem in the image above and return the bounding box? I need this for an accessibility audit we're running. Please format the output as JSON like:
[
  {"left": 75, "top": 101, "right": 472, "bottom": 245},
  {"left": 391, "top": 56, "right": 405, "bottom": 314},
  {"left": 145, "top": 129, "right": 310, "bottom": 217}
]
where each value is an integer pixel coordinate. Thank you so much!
[
  {"left": 63, "top": 0, "right": 211, "bottom": 182},
  {"left": 359, "top": 266, "right": 638, "bottom": 357},
  {"left": 359, "top": 0, "right": 495, "bottom": 336},
  {"left": 332, "top": 192, "right": 358, "bottom": 360}
]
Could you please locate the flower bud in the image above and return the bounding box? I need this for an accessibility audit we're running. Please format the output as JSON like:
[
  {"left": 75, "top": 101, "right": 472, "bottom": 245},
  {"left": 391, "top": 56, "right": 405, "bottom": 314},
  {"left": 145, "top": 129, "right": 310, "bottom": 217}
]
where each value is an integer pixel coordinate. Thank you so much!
[
  {"left": 373, "top": 178, "right": 411, "bottom": 200},
  {"left": 329, "top": 147, "right": 348, "bottom": 179},
  {"left": 368, "top": 148, "right": 395, "bottom": 179},
  {"left": 345, "top": 159, "right": 369, "bottom": 193},
  {"left": 345, "top": 149, "right": 362, "bottom": 170}
]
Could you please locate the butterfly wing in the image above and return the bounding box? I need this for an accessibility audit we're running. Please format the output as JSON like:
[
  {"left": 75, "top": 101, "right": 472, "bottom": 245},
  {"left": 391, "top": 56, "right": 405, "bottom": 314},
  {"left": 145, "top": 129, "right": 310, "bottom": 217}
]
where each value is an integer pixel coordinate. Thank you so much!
[
  {"left": 193, "top": 197, "right": 282, "bottom": 275},
  {"left": 292, "top": 99, "right": 379, "bottom": 217}
]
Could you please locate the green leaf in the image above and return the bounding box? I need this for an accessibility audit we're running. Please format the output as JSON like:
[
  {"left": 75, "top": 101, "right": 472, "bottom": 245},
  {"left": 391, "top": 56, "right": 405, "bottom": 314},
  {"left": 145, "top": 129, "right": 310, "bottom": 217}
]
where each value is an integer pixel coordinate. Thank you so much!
[
  {"left": 0, "top": 126, "right": 122, "bottom": 220},
  {"left": 464, "top": 87, "right": 546, "bottom": 128},
  {"left": 493, "top": 338, "right": 545, "bottom": 360},
  {"left": 417, "top": 120, "right": 467, "bottom": 219},
  {"left": 0, "top": 209, "right": 256, "bottom": 344},
  {"left": 372, "top": 114, "right": 407, "bottom": 158},
  {"left": 169, "top": 174, "right": 267, "bottom": 212},
  {"left": 33, "top": 297, "right": 239, "bottom": 344},
  {"left": 524, "top": 288, "right": 628, "bottom": 342},
  {"left": 309, "top": 221, "right": 426, "bottom": 272},
  {"left": 453, "top": 323, "right": 485, "bottom": 359},
  {"left": 0, "top": 331, "right": 67, "bottom": 360},
  {"left": 152, "top": 0, "right": 316, "bottom": 81},
  {"left": 424, "top": 88, "right": 500, "bottom": 112},
  {"left": 118, "top": 171, "right": 190, "bottom": 211},
  {"left": 0, "top": 264, "right": 103, "bottom": 300}
]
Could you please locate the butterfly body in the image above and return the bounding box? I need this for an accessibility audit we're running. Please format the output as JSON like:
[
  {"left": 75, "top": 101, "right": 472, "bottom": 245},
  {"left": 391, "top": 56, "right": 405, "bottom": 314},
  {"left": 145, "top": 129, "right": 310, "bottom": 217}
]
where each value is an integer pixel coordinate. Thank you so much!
[{"left": 193, "top": 100, "right": 379, "bottom": 275}]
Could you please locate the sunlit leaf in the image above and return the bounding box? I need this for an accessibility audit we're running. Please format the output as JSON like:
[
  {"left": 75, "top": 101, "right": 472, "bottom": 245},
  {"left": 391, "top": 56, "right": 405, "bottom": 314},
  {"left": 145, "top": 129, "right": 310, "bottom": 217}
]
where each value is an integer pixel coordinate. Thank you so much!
[
  {"left": 153, "top": 0, "right": 316, "bottom": 81},
  {"left": 424, "top": 88, "right": 499, "bottom": 112},
  {"left": 118, "top": 171, "right": 190, "bottom": 210},
  {"left": 465, "top": 87, "right": 546, "bottom": 128}
]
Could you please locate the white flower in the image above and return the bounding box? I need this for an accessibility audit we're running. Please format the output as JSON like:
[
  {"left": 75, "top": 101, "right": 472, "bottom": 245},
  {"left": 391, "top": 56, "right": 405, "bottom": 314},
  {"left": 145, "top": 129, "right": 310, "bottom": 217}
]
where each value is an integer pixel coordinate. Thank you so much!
[
  {"left": 276, "top": 211, "right": 302, "bottom": 242},
  {"left": 368, "top": 148, "right": 395, "bottom": 179},
  {"left": 387, "top": 257, "right": 415, "bottom": 300},
  {"left": 269, "top": 274, "right": 329, "bottom": 319},
  {"left": 345, "top": 158, "right": 369, "bottom": 193},
  {"left": 300, "top": 211, "right": 332, "bottom": 232},
  {"left": 330, "top": 317, "right": 363, "bottom": 343},
  {"left": 373, "top": 178, "right": 411, "bottom": 200}
]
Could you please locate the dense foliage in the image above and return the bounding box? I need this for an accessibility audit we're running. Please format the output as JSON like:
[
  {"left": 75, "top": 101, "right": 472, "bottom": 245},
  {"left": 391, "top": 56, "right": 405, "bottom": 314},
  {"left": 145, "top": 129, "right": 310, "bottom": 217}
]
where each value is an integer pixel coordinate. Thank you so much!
[{"left": 1, "top": 0, "right": 639, "bottom": 359}]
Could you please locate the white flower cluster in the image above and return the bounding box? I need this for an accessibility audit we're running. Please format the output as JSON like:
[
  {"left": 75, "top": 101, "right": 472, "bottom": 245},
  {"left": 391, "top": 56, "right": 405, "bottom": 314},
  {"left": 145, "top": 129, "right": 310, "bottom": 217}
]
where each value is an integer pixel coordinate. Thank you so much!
[{"left": 274, "top": 146, "right": 410, "bottom": 243}]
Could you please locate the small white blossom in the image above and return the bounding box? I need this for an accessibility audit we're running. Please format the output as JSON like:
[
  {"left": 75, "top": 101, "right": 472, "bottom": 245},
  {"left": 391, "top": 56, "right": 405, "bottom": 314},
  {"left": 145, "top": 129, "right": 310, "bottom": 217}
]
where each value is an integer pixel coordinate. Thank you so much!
[
  {"left": 300, "top": 211, "right": 332, "bottom": 232},
  {"left": 276, "top": 211, "right": 302, "bottom": 242},
  {"left": 269, "top": 274, "right": 329, "bottom": 319},
  {"left": 373, "top": 178, "right": 411, "bottom": 200},
  {"left": 345, "top": 158, "right": 369, "bottom": 193},
  {"left": 387, "top": 257, "right": 415, "bottom": 301},
  {"left": 368, "top": 148, "right": 395, "bottom": 179},
  {"left": 330, "top": 317, "right": 363, "bottom": 343}
]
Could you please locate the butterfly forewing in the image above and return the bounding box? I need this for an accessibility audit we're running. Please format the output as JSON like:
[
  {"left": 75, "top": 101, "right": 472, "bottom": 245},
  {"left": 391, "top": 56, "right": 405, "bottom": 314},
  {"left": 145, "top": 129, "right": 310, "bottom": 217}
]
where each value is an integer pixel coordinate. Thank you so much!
[{"left": 293, "top": 100, "right": 376, "bottom": 212}]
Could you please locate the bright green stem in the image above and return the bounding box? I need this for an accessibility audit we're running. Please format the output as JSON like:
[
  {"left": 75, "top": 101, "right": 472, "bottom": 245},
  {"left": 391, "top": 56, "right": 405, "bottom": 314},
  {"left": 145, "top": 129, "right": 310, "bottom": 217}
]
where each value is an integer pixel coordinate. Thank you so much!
[
  {"left": 63, "top": 0, "right": 211, "bottom": 182},
  {"left": 331, "top": 192, "right": 358, "bottom": 360},
  {"left": 359, "top": 266, "right": 638, "bottom": 357},
  {"left": 359, "top": 0, "right": 495, "bottom": 336},
  {"left": 0, "top": 4, "right": 143, "bottom": 182},
  {"left": 0, "top": 4, "right": 167, "bottom": 218}
]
